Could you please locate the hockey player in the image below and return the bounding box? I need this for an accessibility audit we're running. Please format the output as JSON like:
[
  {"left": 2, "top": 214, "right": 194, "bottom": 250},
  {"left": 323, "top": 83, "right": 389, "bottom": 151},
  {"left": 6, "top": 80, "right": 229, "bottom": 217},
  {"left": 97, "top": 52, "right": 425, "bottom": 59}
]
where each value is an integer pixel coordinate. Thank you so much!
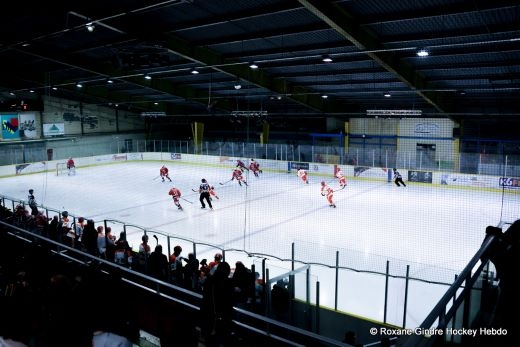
[
  {"left": 297, "top": 168, "right": 309, "bottom": 184},
  {"left": 168, "top": 186, "right": 183, "bottom": 210},
  {"left": 393, "top": 168, "right": 406, "bottom": 187},
  {"left": 236, "top": 159, "right": 249, "bottom": 171},
  {"left": 231, "top": 168, "right": 248, "bottom": 186},
  {"left": 249, "top": 159, "right": 261, "bottom": 177},
  {"left": 66, "top": 157, "right": 76, "bottom": 175},
  {"left": 160, "top": 165, "right": 172, "bottom": 182},
  {"left": 209, "top": 185, "right": 219, "bottom": 200},
  {"left": 335, "top": 167, "right": 347, "bottom": 188},
  {"left": 321, "top": 181, "right": 336, "bottom": 208}
]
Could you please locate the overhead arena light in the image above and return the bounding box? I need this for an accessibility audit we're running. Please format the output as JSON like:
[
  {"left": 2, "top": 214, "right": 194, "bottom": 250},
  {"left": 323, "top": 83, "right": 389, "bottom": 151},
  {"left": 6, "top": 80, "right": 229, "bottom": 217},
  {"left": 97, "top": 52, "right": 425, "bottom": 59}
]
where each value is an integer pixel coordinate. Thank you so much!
[
  {"left": 231, "top": 110, "right": 267, "bottom": 117},
  {"left": 366, "top": 109, "right": 422, "bottom": 117}
]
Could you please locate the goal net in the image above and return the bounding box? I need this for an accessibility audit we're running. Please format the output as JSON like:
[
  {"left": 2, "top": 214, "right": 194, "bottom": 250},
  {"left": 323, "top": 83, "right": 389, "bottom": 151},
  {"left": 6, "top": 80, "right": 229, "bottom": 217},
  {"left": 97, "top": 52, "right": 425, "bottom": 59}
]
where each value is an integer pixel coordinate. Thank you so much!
[{"left": 56, "top": 162, "right": 75, "bottom": 176}]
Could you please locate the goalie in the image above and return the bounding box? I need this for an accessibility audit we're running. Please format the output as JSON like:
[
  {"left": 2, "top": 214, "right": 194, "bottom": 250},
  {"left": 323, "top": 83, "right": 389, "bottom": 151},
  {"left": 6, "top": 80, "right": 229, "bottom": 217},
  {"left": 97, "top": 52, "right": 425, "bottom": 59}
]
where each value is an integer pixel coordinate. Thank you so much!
[{"left": 67, "top": 157, "right": 76, "bottom": 175}]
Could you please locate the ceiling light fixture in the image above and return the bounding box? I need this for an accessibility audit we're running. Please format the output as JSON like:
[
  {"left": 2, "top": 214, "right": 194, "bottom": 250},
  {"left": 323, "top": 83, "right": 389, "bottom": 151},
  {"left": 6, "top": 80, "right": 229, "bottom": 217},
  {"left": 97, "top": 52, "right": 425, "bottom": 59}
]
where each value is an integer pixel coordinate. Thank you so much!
[
  {"left": 51, "top": 86, "right": 58, "bottom": 90},
  {"left": 76, "top": 82, "right": 83, "bottom": 88},
  {"left": 191, "top": 68, "right": 199, "bottom": 74},
  {"left": 234, "top": 78, "right": 242, "bottom": 90},
  {"left": 86, "top": 22, "right": 95, "bottom": 32},
  {"left": 107, "top": 78, "right": 114, "bottom": 84},
  {"left": 249, "top": 62, "right": 258, "bottom": 69},
  {"left": 322, "top": 54, "right": 333, "bottom": 63},
  {"left": 321, "top": 94, "right": 328, "bottom": 99},
  {"left": 144, "top": 74, "right": 152, "bottom": 80},
  {"left": 384, "top": 92, "right": 391, "bottom": 97},
  {"left": 416, "top": 48, "right": 429, "bottom": 57}
]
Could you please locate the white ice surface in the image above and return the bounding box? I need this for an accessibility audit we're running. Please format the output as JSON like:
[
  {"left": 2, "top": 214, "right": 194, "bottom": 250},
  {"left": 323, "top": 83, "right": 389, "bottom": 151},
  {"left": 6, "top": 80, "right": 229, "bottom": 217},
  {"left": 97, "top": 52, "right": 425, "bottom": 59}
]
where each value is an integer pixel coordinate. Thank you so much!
[{"left": 1, "top": 161, "right": 517, "bottom": 328}]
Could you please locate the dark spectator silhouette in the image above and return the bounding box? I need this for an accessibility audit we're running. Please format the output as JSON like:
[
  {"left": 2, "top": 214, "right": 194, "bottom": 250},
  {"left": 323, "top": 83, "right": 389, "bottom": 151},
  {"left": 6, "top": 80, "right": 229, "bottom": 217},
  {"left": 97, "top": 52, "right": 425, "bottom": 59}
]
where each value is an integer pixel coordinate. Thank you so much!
[
  {"left": 148, "top": 245, "right": 169, "bottom": 281},
  {"left": 200, "top": 261, "right": 234, "bottom": 346}
]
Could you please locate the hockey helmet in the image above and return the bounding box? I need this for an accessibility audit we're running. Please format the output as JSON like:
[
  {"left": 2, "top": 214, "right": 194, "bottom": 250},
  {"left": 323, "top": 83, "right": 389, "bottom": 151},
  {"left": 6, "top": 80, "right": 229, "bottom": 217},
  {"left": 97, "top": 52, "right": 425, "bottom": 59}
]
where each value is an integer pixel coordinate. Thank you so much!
[
  {"left": 201, "top": 178, "right": 207, "bottom": 183},
  {"left": 61, "top": 211, "right": 68, "bottom": 217},
  {"left": 29, "top": 189, "right": 34, "bottom": 193},
  {"left": 321, "top": 181, "right": 325, "bottom": 185},
  {"left": 214, "top": 253, "right": 223, "bottom": 261}
]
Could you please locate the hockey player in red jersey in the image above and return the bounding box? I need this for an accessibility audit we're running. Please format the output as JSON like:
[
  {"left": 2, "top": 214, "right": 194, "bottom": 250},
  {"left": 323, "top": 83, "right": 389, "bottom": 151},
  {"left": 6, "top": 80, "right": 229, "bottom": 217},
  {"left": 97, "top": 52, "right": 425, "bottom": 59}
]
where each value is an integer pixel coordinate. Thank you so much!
[
  {"left": 232, "top": 168, "right": 248, "bottom": 186},
  {"left": 209, "top": 185, "right": 219, "bottom": 200},
  {"left": 168, "top": 186, "right": 183, "bottom": 210},
  {"left": 335, "top": 167, "right": 347, "bottom": 188},
  {"left": 66, "top": 157, "right": 76, "bottom": 175},
  {"left": 321, "top": 181, "right": 336, "bottom": 208},
  {"left": 297, "top": 168, "right": 309, "bottom": 184},
  {"left": 236, "top": 159, "right": 249, "bottom": 171},
  {"left": 160, "top": 165, "right": 172, "bottom": 182},
  {"left": 249, "top": 159, "right": 261, "bottom": 177}
]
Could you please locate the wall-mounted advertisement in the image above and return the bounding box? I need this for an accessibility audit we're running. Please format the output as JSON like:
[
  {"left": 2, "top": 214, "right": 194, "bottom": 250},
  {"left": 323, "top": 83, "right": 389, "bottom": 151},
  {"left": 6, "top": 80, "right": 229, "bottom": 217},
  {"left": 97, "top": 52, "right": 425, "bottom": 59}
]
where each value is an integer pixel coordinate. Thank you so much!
[
  {"left": 19, "top": 113, "right": 37, "bottom": 139},
  {"left": 1, "top": 114, "right": 20, "bottom": 139},
  {"left": 43, "top": 123, "right": 65, "bottom": 137}
]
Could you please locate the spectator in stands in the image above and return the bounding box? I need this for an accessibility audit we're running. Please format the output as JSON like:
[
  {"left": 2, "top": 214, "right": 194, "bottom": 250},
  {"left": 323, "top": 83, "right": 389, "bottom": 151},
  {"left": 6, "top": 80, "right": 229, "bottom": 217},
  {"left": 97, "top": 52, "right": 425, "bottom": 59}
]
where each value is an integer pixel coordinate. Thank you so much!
[
  {"left": 169, "top": 245, "right": 184, "bottom": 285},
  {"left": 138, "top": 235, "right": 151, "bottom": 273},
  {"left": 72, "top": 216, "right": 85, "bottom": 250},
  {"left": 82, "top": 219, "right": 98, "bottom": 256},
  {"left": 271, "top": 279, "right": 290, "bottom": 322},
  {"left": 148, "top": 245, "right": 169, "bottom": 281},
  {"left": 28, "top": 189, "right": 38, "bottom": 216},
  {"left": 183, "top": 252, "right": 200, "bottom": 291},
  {"left": 200, "top": 261, "right": 234, "bottom": 346},
  {"left": 486, "top": 220, "right": 520, "bottom": 337},
  {"left": 97, "top": 225, "right": 106, "bottom": 258},
  {"left": 48, "top": 215, "right": 60, "bottom": 242},
  {"left": 231, "top": 261, "right": 255, "bottom": 307},
  {"left": 208, "top": 252, "right": 223, "bottom": 276},
  {"left": 104, "top": 227, "right": 117, "bottom": 262},
  {"left": 114, "top": 232, "right": 132, "bottom": 267}
]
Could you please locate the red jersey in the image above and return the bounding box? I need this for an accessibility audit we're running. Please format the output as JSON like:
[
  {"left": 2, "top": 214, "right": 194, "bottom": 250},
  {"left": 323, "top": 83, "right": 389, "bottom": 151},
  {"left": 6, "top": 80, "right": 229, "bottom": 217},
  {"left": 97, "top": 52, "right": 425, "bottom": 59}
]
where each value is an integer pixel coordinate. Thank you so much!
[
  {"left": 160, "top": 166, "right": 169, "bottom": 176},
  {"left": 168, "top": 187, "right": 181, "bottom": 198},
  {"left": 232, "top": 169, "right": 243, "bottom": 179},
  {"left": 67, "top": 158, "right": 75, "bottom": 168}
]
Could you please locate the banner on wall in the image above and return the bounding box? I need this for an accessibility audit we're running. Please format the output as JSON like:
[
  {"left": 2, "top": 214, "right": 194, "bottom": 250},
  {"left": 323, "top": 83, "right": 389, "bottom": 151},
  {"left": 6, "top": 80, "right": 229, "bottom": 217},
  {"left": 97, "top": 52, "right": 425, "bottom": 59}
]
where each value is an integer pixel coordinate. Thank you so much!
[
  {"left": 1, "top": 114, "right": 20, "bottom": 139},
  {"left": 408, "top": 170, "right": 433, "bottom": 183},
  {"left": 19, "top": 113, "right": 37, "bottom": 139},
  {"left": 43, "top": 123, "right": 65, "bottom": 136}
]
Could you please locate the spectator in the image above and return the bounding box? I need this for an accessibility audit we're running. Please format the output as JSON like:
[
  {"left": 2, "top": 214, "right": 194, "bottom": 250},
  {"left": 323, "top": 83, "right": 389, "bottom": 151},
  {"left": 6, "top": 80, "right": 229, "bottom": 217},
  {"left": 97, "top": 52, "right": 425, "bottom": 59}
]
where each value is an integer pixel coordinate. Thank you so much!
[
  {"left": 114, "top": 232, "right": 132, "bottom": 267},
  {"left": 82, "top": 219, "right": 98, "bottom": 256},
  {"left": 137, "top": 235, "right": 151, "bottom": 273},
  {"left": 169, "top": 245, "right": 184, "bottom": 285},
  {"left": 72, "top": 217, "right": 85, "bottom": 250},
  {"left": 148, "top": 245, "right": 169, "bottom": 281},
  {"left": 97, "top": 226, "right": 106, "bottom": 258},
  {"left": 48, "top": 215, "right": 60, "bottom": 242},
  {"left": 208, "top": 253, "right": 223, "bottom": 276},
  {"left": 271, "top": 280, "right": 290, "bottom": 322},
  {"left": 27, "top": 189, "right": 38, "bottom": 216},
  {"left": 104, "top": 227, "right": 117, "bottom": 262},
  {"left": 231, "top": 261, "right": 255, "bottom": 307},
  {"left": 200, "top": 261, "right": 234, "bottom": 346},
  {"left": 183, "top": 252, "right": 200, "bottom": 291}
]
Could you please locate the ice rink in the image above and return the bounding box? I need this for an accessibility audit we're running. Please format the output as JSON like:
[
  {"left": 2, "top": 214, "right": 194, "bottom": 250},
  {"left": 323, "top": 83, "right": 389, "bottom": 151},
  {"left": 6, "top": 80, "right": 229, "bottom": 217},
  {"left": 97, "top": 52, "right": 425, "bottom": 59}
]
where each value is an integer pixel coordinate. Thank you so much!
[{"left": 1, "top": 160, "right": 518, "bottom": 328}]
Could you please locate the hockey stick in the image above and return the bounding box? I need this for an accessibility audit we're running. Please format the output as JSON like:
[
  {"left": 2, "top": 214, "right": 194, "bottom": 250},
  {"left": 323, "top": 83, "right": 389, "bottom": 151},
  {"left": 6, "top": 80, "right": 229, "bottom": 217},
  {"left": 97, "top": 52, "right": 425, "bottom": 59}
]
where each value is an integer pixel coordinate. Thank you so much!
[
  {"left": 333, "top": 185, "right": 346, "bottom": 192},
  {"left": 219, "top": 179, "right": 233, "bottom": 185},
  {"left": 153, "top": 175, "right": 161, "bottom": 181},
  {"left": 152, "top": 234, "right": 158, "bottom": 246},
  {"left": 191, "top": 188, "right": 199, "bottom": 193},
  {"left": 180, "top": 197, "right": 193, "bottom": 204}
]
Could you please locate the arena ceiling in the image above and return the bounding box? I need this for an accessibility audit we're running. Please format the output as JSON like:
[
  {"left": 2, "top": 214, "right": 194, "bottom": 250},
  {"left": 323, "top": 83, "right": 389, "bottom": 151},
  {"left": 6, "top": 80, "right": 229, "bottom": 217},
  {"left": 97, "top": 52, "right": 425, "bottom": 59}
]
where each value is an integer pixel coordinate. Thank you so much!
[{"left": 1, "top": 0, "right": 519, "bottom": 125}]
